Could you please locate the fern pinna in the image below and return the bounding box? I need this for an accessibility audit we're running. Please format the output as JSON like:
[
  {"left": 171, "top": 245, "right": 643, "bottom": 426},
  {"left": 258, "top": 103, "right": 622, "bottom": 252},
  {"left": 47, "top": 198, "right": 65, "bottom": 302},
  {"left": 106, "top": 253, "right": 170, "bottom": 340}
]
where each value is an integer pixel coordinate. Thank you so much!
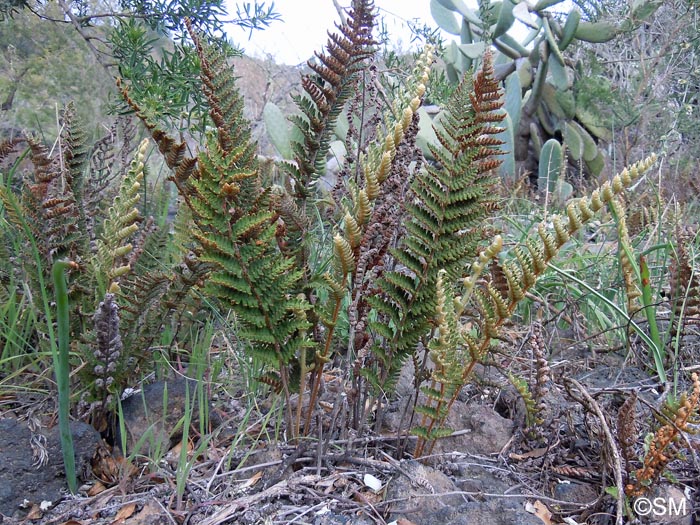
[
  {"left": 366, "top": 52, "right": 505, "bottom": 400},
  {"left": 177, "top": 23, "right": 313, "bottom": 405}
]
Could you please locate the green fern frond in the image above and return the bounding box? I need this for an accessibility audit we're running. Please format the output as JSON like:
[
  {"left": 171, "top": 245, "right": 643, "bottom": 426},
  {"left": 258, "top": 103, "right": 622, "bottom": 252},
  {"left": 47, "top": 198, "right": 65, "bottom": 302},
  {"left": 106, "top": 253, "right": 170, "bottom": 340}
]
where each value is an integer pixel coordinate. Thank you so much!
[
  {"left": 178, "top": 26, "right": 312, "bottom": 367},
  {"left": 369, "top": 51, "right": 505, "bottom": 389},
  {"left": 508, "top": 373, "right": 543, "bottom": 431},
  {"left": 469, "top": 154, "right": 658, "bottom": 346},
  {"left": 412, "top": 271, "right": 468, "bottom": 445},
  {"left": 59, "top": 103, "right": 89, "bottom": 196},
  {"left": 412, "top": 155, "right": 659, "bottom": 455}
]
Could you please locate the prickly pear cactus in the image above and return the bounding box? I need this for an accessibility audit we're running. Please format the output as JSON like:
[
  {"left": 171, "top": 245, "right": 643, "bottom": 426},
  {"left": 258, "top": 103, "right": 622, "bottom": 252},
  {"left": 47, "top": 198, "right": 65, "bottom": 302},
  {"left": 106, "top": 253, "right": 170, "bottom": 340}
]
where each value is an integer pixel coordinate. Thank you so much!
[{"left": 429, "top": 0, "right": 661, "bottom": 184}]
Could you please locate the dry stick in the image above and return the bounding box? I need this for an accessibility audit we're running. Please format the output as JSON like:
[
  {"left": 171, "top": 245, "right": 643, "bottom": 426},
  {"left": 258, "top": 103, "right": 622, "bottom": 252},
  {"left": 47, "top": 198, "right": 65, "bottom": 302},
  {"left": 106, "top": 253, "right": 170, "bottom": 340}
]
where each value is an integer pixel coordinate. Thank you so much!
[
  {"left": 564, "top": 378, "right": 625, "bottom": 525},
  {"left": 378, "top": 489, "right": 598, "bottom": 510},
  {"left": 196, "top": 474, "right": 321, "bottom": 525},
  {"left": 304, "top": 274, "right": 347, "bottom": 435},
  {"left": 295, "top": 345, "right": 307, "bottom": 438}
]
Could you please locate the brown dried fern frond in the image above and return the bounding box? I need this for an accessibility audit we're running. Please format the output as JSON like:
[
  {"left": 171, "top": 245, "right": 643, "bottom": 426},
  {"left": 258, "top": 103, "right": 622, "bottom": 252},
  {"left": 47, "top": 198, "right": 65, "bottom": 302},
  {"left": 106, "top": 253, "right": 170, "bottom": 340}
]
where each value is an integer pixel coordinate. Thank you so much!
[
  {"left": 530, "top": 321, "right": 550, "bottom": 405},
  {"left": 187, "top": 19, "right": 253, "bottom": 160},
  {"left": 288, "top": 0, "right": 377, "bottom": 193},
  {"left": 0, "top": 136, "right": 24, "bottom": 164},
  {"left": 23, "top": 133, "right": 82, "bottom": 261},
  {"left": 116, "top": 77, "right": 198, "bottom": 185},
  {"left": 617, "top": 390, "right": 638, "bottom": 475},
  {"left": 626, "top": 373, "right": 700, "bottom": 497},
  {"left": 669, "top": 225, "right": 700, "bottom": 331}
]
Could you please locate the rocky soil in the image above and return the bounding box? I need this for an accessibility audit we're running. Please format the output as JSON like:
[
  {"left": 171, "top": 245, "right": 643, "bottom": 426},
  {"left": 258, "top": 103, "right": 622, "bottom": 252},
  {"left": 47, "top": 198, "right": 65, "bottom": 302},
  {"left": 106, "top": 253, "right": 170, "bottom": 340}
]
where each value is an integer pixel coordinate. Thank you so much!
[{"left": 1, "top": 341, "right": 698, "bottom": 525}]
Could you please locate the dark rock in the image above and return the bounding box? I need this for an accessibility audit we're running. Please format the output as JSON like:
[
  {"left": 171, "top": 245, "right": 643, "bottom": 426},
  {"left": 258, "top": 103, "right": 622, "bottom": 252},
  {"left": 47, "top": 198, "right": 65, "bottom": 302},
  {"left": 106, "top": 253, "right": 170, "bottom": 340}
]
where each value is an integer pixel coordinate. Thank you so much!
[
  {"left": 636, "top": 485, "right": 692, "bottom": 525},
  {"left": 455, "top": 463, "right": 513, "bottom": 494},
  {"left": 117, "top": 377, "right": 210, "bottom": 456},
  {"left": 552, "top": 480, "right": 598, "bottom": 505},
  {"left": 386, "top": 460, "right": 465, "bottom": 524},
  {"left": 437, "top": 500, "right": 544, "bottom": 525},
  {"left": 0, "top": 417, "right": 100, "bottom": 519}
]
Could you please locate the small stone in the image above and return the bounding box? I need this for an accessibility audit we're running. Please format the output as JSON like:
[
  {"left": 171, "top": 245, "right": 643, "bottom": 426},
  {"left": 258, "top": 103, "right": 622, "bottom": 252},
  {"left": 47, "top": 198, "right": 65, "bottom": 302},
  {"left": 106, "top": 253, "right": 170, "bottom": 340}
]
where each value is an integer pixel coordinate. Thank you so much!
[
  {"left": 635, "top": 485, "right": 692, "bottom": 525},
  {"left": 432, "top": 403, "right": 514, "bottom": 456},
  {"left": 552, "top": 480, "right": 598, "bottom": 505},
  {"left": 116, "top": 377, "right": 212, "bottom": 456}
]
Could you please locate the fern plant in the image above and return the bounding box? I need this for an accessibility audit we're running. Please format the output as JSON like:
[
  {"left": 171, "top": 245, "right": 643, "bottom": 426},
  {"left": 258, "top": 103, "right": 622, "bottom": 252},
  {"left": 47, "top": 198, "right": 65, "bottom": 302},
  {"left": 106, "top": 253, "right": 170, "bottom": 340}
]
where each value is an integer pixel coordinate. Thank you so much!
[
  {"left": 115, "top": 0, "right": 665, "bottom": 456},
  {"left": 365, "top": 50, "right": 505, "bottom": 412},
  {"left": 626, "top": 372, "right": 700, "bottom": 497},
  {"left": 119, "top": 2, "right": 445, "bottom": 436},
  {"left": 92, "top": 138, "right": 148, "bottom": 295},
  {"left": 0, "top": 108, "right": 207, "bottom": 428},
  {"left": 186, "top": 20, "right": 313, "bottom": 410},
  {"left": 412, "top": 154, "right": 658, "bottom": 455}
]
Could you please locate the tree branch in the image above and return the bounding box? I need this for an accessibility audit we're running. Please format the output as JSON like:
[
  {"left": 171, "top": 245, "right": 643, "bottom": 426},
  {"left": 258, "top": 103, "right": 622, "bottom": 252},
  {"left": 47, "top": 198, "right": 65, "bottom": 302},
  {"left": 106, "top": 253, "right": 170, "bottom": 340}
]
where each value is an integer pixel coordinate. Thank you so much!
[{"left": 55, "top": 0, "right": 114, "bottom": 77}]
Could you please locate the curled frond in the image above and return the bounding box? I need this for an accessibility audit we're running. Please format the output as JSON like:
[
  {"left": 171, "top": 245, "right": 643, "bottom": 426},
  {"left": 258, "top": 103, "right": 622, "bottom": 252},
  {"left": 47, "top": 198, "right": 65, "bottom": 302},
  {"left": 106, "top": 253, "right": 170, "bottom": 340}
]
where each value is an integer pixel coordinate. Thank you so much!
[
  {"left": 627, "top": 373, "right": 699, "bottom": 497},
  {"left": 93, "top": 139, "right": 148, "bottom": 293},
  {"left": 0, "top": 136, "right": 23, "bottom": 162},
  {"left": 334, "top": 233, "right": 355, "bottom": 276},
  {"left": 461, "top": 235, "right": 503, "bottom": 306},
  {"left": 669, "top": 225, "right": 700, "bottom": 332},
  {"left": 610, "top": 197, "right": 641, "bottom": 311},
  {"left": 355, "top": 188, "right": 371, "bottom": 225},
  {"left": 344, "top": 212, "right": 362, "bottom": 248}
]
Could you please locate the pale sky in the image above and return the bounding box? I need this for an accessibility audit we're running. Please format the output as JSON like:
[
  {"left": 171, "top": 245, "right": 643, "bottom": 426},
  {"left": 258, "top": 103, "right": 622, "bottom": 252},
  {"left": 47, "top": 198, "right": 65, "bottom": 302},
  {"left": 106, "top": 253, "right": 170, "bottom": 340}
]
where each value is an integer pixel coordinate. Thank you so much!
[{"left": 225, "top": 0, "right": 458, "bottom": 65}]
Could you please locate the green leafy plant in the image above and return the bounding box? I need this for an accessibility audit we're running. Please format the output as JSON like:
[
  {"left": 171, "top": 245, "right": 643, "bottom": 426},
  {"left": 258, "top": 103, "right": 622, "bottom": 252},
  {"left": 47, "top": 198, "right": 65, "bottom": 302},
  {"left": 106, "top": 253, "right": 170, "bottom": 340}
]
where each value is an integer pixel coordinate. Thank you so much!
[
  {"left": 0, "top": 109, "right": 207, "bottom": 433},
  {"left": 366, "top": 50, "right": 505, "bottom": 439},
  {"left": 412, "top": 153, "right": 657, "bottom": 454},
  {"left": 52, "top": 259, "right": 79, "bottom": 495},
  {"left": 3, "top": 8, "right": 690, "bottom": 507},
  {"left": 111, "top": 0, "right": 670, "bottom": 459}
]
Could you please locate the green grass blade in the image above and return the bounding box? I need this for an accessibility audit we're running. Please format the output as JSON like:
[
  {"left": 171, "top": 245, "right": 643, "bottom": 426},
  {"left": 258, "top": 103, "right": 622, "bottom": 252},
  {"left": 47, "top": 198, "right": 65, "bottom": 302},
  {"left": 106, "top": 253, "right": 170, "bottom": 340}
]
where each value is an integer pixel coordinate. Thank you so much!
[
  {"left": 549, "top": 262, "right": 667, "bottom": 383},
  {"left": 52, "top": 260, "right": 78, "bottom": 494},
  {"left": 639, "top": 256, "right": 666, "bottom": 382}
]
